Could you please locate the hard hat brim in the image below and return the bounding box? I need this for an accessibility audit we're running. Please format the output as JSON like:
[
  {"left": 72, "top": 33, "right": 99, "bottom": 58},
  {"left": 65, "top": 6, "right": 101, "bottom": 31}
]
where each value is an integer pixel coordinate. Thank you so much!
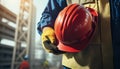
[{"left": 57, "top": 22, "right": 97, "bottom": 52}]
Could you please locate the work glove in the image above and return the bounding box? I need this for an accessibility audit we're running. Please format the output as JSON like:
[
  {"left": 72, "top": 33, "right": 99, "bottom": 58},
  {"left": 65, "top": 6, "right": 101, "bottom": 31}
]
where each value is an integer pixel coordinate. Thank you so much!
[{"left": 41, "top": 27, "right": 65, "bottom": 55}]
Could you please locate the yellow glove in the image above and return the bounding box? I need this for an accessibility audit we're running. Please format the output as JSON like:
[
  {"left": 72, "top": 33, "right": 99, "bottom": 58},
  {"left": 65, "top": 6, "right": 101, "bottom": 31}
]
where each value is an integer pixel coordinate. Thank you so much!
[
  {"left": 41, "top": 27, "right": 65, "bottom": 55},
  {"left": 41, "top": 27, "right": 56, "bottom": 52}
]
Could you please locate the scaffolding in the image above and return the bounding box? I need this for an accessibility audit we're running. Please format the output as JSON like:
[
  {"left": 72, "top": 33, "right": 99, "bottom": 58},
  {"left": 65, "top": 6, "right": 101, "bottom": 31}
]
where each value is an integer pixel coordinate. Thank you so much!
[{"left": 11, "top": 0, "right": 36, "bottom": 69}]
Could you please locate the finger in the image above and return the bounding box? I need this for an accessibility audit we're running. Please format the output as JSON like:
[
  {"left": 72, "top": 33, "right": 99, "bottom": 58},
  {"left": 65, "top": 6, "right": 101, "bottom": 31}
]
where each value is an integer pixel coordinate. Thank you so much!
[
  {"left": 41, "top": 34, "right": 48, "bottom": 43},
  {"left": 43, "top": 41, "right": 52, "bottom": 49},
  {"left": 42, "top": 42, "right": 52, "bottom": 53},
  {"left": 48, "top": 35, "right": 56, "bottom": 44}
]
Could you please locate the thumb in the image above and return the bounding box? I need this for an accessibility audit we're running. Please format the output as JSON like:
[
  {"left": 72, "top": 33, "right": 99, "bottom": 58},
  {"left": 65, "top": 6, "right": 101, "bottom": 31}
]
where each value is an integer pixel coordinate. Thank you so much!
[{"left": 48, "top": 35, "right": 56, "bottom": 44}]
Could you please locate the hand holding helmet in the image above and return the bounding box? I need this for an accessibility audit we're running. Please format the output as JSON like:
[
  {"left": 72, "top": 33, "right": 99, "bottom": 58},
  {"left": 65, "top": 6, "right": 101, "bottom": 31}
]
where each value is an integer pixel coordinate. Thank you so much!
[{"left": 41, "top": 27, "right": 65, "bottom": 55}]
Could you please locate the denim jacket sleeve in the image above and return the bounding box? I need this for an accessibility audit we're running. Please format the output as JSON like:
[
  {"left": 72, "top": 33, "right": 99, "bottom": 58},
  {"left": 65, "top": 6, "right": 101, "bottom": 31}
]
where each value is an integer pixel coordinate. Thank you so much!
[{"left": 37, "top": 0, "right": 67, "bottom": 35}]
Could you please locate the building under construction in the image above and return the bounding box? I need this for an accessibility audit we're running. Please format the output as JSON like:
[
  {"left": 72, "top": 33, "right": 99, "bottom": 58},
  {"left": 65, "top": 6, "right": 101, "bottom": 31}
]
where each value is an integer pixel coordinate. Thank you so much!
[
  {"left": 0, "top": 0, "right": 62, "bottom": 69},
  {"left": 0, "top": 0, "right": 120, "bottom": 69}
]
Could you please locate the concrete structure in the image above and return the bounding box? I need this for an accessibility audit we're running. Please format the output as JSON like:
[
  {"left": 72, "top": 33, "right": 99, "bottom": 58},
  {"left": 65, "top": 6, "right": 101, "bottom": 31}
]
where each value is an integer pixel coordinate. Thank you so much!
[
  {"left": 0, "top": 44, "right": 13, "bottom": 69},
  {"left": 0, "top": 4, "right": 16, "bottom": 41},
  {"left": 0, "top": 4, "right": 16, "bottom": 69}
]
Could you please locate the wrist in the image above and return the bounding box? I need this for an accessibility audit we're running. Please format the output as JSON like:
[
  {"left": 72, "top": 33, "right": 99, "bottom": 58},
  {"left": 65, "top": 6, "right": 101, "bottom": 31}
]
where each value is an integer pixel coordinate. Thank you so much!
[{"left": 43, "top": 27, "right": 54, "bottom": 32}]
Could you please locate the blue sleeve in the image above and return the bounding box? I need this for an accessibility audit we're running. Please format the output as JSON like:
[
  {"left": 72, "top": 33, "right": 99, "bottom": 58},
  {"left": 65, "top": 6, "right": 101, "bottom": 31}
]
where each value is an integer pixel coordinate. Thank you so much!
[{"left": 37, "top": 0, "right": 67, "bottom": 35}]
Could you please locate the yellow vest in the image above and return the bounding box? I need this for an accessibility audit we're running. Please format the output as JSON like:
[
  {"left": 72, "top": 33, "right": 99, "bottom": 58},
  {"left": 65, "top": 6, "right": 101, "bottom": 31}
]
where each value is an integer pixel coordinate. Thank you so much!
[{"left": 62, "top": 0, "right": 113, "bottom": 69}]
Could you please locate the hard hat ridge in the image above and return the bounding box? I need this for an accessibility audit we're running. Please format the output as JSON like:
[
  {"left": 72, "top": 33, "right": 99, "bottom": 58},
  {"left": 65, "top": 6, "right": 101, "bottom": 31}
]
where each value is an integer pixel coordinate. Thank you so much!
[{"left": 55, "top": 4, "right": 98, "bottom": 52}]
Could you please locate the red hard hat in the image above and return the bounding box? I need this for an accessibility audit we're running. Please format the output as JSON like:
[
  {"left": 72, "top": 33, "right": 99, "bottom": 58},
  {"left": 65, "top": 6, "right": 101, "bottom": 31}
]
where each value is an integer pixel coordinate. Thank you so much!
[{"left": 54, "top": 4, "right": 98, "bottom": 52}]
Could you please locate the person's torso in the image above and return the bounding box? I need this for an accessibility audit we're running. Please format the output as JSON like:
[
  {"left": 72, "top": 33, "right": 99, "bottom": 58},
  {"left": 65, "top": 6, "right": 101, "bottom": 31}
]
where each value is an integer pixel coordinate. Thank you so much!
[{"left": 62, "top": 0, "right": 112, "bottom": 69}]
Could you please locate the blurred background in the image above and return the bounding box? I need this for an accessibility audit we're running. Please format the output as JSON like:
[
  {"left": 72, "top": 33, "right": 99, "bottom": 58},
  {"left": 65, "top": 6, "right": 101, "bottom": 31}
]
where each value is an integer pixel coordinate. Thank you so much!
[{"left": 0, "top": 0, "right": 62, "bottom": 69}]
